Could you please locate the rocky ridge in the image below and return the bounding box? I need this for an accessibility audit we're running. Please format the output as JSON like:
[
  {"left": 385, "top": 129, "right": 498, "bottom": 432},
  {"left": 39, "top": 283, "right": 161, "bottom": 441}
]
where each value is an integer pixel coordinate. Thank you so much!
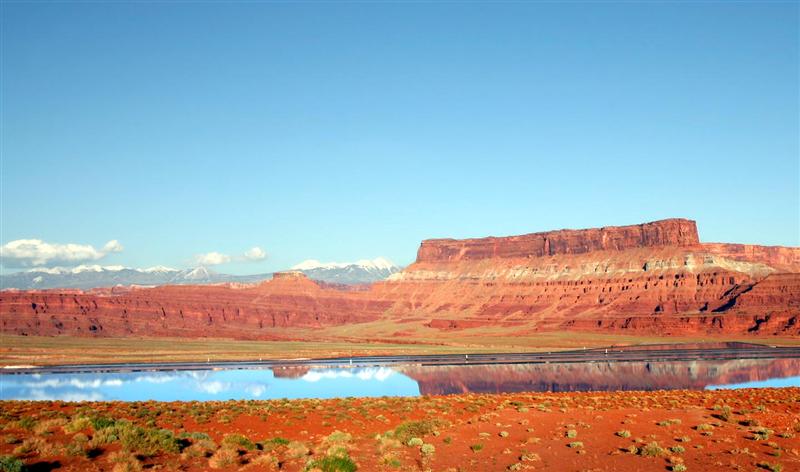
[{"left": 2, "top": 218, "right": 798, "bottom": 338}]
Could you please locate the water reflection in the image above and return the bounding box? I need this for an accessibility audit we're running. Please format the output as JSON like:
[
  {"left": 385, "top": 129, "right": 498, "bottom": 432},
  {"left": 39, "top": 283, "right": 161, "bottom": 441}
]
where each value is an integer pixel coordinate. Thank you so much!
[
  {"left": 1, "top": 357, "right": 799, "bottom": 402},
  {"left": 0, "top": 367, "right": 420, "bottom": 402}
]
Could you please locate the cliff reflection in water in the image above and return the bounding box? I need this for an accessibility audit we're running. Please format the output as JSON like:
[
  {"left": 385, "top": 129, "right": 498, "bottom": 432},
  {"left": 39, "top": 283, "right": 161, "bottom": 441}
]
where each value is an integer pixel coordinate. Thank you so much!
[
  {"left": 397, "top": 358, "right": 800, "bottom": 395},
  {"left": 2, "top": 357, "right": 799, "bottom": 402}
]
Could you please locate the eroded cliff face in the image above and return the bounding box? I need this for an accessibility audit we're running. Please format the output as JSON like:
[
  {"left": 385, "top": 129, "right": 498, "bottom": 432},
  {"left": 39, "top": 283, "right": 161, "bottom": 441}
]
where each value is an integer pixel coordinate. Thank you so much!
[
  {"left": 416, "top": 218, "right": 700, "bottom": 263},
  {"left": 0, "top": 274, "right": 389, "bottom": 338},
  {"left": 2, "top": 219, "right": 799, "bottom": 339}
]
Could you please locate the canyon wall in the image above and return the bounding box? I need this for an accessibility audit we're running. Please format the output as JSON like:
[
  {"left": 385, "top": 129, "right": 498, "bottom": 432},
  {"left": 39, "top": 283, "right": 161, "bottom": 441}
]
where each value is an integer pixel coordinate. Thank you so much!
[
  {"left": 2, "top": 218, "right": 799, "bottom": 339},
  {"left": 416, "top": 218, "right": 700, "bottom": 263}
]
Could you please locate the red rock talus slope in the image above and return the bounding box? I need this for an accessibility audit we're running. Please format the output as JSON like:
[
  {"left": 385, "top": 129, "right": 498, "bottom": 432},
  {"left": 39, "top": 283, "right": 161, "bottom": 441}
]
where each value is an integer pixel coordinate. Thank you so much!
[{"left": 1, "top": 219, "right": 799, "bottom": 338}]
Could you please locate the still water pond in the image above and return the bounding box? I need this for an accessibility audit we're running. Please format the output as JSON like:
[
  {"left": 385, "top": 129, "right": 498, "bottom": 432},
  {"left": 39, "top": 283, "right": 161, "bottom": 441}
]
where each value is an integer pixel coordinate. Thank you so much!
[{"left": 2, "top": 356, "right": 799, "bottom": 402}]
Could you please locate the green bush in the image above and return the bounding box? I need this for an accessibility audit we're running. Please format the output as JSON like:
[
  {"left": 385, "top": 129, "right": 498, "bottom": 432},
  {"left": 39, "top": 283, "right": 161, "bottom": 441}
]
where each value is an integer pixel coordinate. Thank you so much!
[
  {"left": 406, "top": 437, "right": 423, "bottom": 447},
  {"left": 221, "top": 433, "right": 256, "bottom": 451},
  {"left": 111, "top": 422, "right": 180, "bottom": 457},
  {"left": 90, "top": 417, "right": 117, "bottom": 431},
  {"left": 305, "top": 455, "right": 357, "bottom": 472},
  {"left": 261, "top": 437, "right": 290, "bottom": 451},
  {"left": 0, "top": 455, "right": 24, "bottom": 472},
  {"left": 393, "top": 420, "right": 444, "bottom": 443}
]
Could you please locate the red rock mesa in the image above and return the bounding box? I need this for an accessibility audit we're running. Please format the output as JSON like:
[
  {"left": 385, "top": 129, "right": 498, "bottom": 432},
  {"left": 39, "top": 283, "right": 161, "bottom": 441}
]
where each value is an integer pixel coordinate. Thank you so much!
[{"left": 2, "top": 219, "right": 798, "bottom": 338}]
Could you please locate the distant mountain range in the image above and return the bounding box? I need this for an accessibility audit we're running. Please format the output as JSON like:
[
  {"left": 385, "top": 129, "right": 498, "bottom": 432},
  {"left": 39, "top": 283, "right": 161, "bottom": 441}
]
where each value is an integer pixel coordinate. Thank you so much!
[
  {"left": 290, "top": 257, "right": 399, "bottom": 284},
  {"left": 0, "top": 258, "right": 401, "bottom": 290}
]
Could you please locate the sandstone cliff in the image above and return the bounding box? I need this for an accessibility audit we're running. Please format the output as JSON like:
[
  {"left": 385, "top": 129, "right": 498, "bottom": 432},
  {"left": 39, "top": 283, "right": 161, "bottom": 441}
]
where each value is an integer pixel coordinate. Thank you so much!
[
  {"left": 416, "top": 219, "right": 700, "bottom": 262},
  {"left": 2, "top": 219, "right": 798, "bottom": 339}
]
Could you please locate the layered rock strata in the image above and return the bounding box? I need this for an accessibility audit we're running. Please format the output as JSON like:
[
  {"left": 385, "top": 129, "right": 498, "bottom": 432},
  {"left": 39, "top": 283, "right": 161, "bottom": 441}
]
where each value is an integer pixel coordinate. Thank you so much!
[{"left": 2, "top": 219, "right": 798, "bottom": 338}]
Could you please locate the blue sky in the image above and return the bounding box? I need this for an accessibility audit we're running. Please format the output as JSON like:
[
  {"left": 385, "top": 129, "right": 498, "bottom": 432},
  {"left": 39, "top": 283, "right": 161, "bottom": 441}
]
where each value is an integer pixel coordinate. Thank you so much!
[{"left": 1, "top": 2, "right": 798, "bottom": 274}]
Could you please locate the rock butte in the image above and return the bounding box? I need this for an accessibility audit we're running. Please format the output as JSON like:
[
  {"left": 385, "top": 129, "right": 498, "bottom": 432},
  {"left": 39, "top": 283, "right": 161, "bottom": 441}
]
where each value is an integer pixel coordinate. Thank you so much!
[{"left": 2, "top": 218, "right": 799, "bottom": 338}]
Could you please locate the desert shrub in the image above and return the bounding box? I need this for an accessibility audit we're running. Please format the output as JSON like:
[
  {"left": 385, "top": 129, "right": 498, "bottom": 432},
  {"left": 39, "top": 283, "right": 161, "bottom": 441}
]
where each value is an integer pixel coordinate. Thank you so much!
[
  {"left": 181, "top": 439, "right": 216, "bottom": 459},
  {"left": 89, "top": 426, "right": 120, "bottom": 447},
  {"left": 65, "top": 433, "right": 90, "bottom": 457},
  {"left": 304, "top": 455, "right": 357, "bottom": 472},
  {"left": 567, "top": 442, "right": 584, "bottom": 449},
  {"left": 713, "top": 406, "right": 732, "bottom": 422},
  {"left": 90, "top": 417, "right": 117, "bottom": 431},
  {"left": 261, "top": 437, "right": 290, "bottom": 451},
  {"left": 406, "top": 437, "right": 423, "bottom": 447},
  {"left": 63, "top": 416, "right": 92, "bottom": 434},
  {"left": 208, "top": 447, "right": 239, "bottom": 469},
  {"left": 753, "top": 427, "right": 773, "bottom": 441},
  {"left": 33, "top": 418, "right": 66, "bottom": 435},
  {"left": 2, "top": 436, "right": 19, "bottom": 445},
  {"left": 565, "top": 429, "right": 578, "bottom": 438},
  {"left": 324, "top": 431, "right": 352, "bottom": 444},
  {"left": 13, "top": 437, "right": 59, "bottom": 457},
  {"left": 672, "top": 465, "right": 687, "bottom": 472},
  {"left": 639, "top": 441, "right": 666, "bottom": 457},
  {"left": 470, "top": 443, "right": 484, "bottom": 452},
  {"left": 421, "top": 443, "right": 435, "bottom": 455},
  {"left": 393, "top": 420, "right": 444, "bottom": 443},
  {"left": 0, "top": 455, "right": 24, "bottom": 472},
  {"left": 756, "top": 462, "right": 783, "bottom": 472},
  {"left": 118, "top": 424, "right": 180, "bottom": 456},
  {"left": 108, "top": 451, "right": 142, "bottom": 472},
  {"left": 178, "top": 431, "right": 210, "bottom": 441},
  {"left": 670, "top": 445, "right": 686, "bottom": 454},
  {"left": 221, "top": 433, "right": 256, "bottom": 451},
  {"left": 242, "top": 453, "right": 279, "bottom": 470},
  {"left": 15, "top": 417, "right": 35, "bottom": 432},
  {"left": 657, "top": 419, "right": 682, "bottom": 427},
  {"left": 287, "top": 441, "right": 309, "bottom": 458},
  {"left": 615, "top": 430, "right": 631, "bottom": 438},
  {"left": 694, "top": 424, "right": 714, "bottom": 432}
]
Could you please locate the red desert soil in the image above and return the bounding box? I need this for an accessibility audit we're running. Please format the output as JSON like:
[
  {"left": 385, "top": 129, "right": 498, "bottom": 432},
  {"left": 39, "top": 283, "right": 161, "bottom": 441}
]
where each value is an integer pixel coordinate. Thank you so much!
[
  {"left": 2, "top": 219, "right": 799, "bottom": 341},
  {"left": 1, "top": 388, "right": 798, "bottom": 471}
]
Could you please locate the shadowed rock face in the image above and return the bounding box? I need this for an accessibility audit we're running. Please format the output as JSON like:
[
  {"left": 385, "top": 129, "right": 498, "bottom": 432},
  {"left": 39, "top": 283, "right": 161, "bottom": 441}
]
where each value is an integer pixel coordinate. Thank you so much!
[
  {"left": 2, "top": 219, "right": 799, "bottom": 339},
  {"left": 398, "top": 358, "right": 800, "bottom": 394}
]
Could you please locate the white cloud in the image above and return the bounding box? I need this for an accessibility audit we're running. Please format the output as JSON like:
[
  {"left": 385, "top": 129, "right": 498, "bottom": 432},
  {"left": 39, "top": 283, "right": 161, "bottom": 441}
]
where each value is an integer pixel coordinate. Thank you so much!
[
  {"left": 103, "top": 240, "right": 124, "bottom": 253},
  {"left": 0, "top": 239, "right": 123, "bottom": 268},
  {"left": 194, "top": 252, "right": 231, "bottom": 266},
  {"left": 196, "top": 381, "right": 230, "bottom": 395},
  {"left": 194, "top": 247, "right": 267, "bottom": 266},
  {"left": 301, "top": 367, "right": 395, "bottom": 383},
  {"left": 243, "top": 246, "right": 267, "bottom": 261}
]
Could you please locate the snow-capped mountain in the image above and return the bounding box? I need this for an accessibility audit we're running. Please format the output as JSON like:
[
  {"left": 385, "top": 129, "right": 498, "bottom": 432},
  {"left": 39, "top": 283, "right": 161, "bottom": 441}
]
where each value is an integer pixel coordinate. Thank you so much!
[
  {"left": 290, "top": 257, "right": 401, "bottom": 284},
  {"left": 0, "top": 257, "right": 402, "bottom": 289},
  {"left": 0, "top": 265, "right": 269, "bottom": 290}
]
